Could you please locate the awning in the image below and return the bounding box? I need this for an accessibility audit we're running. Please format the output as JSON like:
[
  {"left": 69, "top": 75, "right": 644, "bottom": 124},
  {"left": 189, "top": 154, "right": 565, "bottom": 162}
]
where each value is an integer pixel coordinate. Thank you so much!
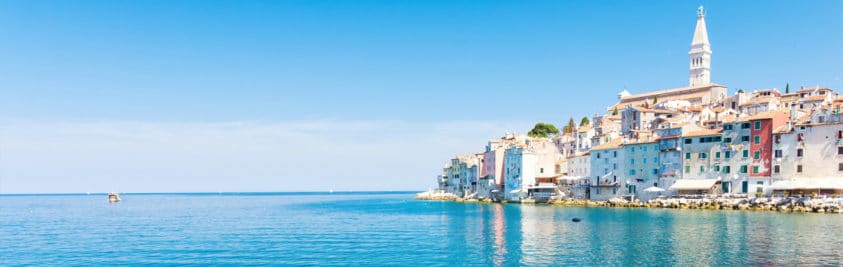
[
  {"left": 668, "top": 179, "right": 719, "bottom": 191},
  {"left": 527, "top": 183, "right": 557, "bottom": 190},
  {"left": 558, "top": 176, "right": 585, "bottom": 181},
  {"left": 643, "top": 186, "right": 666, "bottom": 193},
  {"left": 771, "top": 179, "right": 843, "bottom": 190}
]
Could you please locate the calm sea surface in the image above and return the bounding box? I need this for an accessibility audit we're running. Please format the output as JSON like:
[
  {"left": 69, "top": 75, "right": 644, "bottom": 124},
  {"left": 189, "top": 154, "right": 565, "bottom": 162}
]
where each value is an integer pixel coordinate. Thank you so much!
[{"left": 2, "top": 192, "right": 843, "bottom": 265}]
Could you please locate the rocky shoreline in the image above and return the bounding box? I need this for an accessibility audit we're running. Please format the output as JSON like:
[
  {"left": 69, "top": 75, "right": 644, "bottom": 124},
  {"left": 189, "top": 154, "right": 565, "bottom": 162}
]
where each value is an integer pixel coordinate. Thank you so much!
[{"left": 415, "top": 192, "right": 843, "bottom": 214}]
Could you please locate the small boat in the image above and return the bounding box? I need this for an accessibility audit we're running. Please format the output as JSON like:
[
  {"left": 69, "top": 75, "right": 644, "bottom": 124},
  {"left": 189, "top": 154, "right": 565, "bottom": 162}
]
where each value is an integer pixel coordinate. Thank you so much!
[{"left": 108, "top": 192, "right": 121, "bottom": 203}]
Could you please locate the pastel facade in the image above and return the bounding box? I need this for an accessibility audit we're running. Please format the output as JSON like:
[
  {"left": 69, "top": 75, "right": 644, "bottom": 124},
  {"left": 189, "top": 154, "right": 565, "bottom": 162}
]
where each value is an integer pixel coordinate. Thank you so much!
[
  {"left": 623, "top": 141, "right": 661, "bottom": 194},
  {"left": 589, "top": 140, "right": 624, "bottom": 200}
]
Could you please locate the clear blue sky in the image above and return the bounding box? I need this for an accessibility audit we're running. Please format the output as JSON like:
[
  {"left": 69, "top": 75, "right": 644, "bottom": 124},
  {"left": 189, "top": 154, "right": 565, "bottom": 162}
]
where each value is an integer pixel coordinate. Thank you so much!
[{"left": 1, "top": 1, "right": 841, "bottom": 193}]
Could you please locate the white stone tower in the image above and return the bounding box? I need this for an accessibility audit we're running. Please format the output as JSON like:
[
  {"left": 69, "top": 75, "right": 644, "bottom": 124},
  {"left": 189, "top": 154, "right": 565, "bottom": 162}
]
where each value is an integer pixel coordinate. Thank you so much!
[{"left": 689, "top": 6, "right": 711, "bottom": 86}]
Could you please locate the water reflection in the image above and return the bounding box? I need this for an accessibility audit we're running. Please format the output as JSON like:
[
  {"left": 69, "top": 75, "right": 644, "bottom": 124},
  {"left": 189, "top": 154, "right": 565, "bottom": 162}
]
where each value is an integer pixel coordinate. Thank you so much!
[{"left": 447, "top": 203, "right": 843, "bottom": 265}]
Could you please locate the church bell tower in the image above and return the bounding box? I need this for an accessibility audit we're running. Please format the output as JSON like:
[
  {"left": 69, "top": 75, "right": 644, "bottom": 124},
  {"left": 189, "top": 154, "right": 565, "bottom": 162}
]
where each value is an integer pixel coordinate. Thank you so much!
[{"left": 689, "top": 6, "right": 711, "bottom": 86}]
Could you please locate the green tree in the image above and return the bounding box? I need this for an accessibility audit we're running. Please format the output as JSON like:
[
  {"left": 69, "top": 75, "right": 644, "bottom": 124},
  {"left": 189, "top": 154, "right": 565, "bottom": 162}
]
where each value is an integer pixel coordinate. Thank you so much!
[
  {"left": 737, "top": 89, "right": 744, "bottom": 94},
  {"left": 528, "top": 122, "right": 560, "bottom": 138},
  {"left": 612, "top": 107, "right": 619, "bottom": 116},
  {"left": 653, "top": 96, "right": 659, "bottom": 104},
  {"left": 785, "top": 83, "right": 790, "bottom": 94},
  {"left": 580, "top": 116, "right": 590, "bottom": 127},
  {"left": 563, "top": 117, "right": 576, "bottom": 134}
]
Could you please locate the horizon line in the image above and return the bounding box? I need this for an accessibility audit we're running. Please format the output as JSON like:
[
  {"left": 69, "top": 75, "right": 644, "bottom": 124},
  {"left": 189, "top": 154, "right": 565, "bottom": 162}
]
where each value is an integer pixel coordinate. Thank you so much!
[{"left": 0, "top": 190, "right": 423, "bottom": 196}]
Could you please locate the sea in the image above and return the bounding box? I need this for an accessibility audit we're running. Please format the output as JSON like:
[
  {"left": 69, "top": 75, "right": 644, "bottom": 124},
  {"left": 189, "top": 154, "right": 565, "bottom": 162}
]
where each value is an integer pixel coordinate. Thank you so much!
[{"left": 2, "top": 192, "right": 843, "bottom": 266}]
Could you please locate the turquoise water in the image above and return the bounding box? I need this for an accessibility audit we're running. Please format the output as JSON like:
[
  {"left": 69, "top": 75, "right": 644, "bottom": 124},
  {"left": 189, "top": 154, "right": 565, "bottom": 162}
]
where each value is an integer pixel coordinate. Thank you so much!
[{"left": 2, "top": 192, "right": 843, "bottom": 265}]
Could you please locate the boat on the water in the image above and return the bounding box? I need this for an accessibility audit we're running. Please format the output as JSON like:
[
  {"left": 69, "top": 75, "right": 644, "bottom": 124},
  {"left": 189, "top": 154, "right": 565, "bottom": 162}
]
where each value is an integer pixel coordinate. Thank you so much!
[{"left": 108, "top": 192, "right": 121, "bottom": 203}]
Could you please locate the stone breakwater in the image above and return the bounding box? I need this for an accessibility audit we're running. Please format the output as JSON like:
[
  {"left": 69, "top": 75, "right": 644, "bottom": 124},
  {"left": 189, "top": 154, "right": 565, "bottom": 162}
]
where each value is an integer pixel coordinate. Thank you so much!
[{"left": 415, "top": 192, "right": 843, "bottom": 214}]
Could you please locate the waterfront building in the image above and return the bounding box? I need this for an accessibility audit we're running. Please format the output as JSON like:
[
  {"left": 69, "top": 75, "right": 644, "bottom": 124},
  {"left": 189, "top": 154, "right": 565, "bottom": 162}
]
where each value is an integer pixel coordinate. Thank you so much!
[
  {"left": 771, "top": 109, "right": 843, "bottom": 195},
  {"left": 719, "top": 116, "right": 753, "bottom": 194},
  {"left": 745, "top": 111, "right": 788, "bottom": 195},
  {"left": 670, "top": 129, "right": 724, "bottom": 195},
  {"left": 501, "top": 138, "right": 565, "bottom": 201},
  {"left": 656, "top": 126, "right": 691, "bottom": 190},
  {"left": 503, "top": 145, "right": 535, "bottom": 201},
  {"left": 622, "top": 136, "right": 660, "bottom": 197},
  {"left": 589, "top": 139, "right": 624, "bottom": 200}
]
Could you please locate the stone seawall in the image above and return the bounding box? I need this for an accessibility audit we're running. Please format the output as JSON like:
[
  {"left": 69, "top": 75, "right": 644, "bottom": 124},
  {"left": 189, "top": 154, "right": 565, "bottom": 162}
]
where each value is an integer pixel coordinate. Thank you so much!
[{"left": 415, "top": 192, "right": 843, "bottom": 214}]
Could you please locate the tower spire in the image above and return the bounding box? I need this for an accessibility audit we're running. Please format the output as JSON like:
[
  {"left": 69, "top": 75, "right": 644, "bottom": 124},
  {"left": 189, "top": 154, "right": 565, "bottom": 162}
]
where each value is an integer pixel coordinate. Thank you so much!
[{"left": 689, "top": 5, "right": 711, "bottom": 86}]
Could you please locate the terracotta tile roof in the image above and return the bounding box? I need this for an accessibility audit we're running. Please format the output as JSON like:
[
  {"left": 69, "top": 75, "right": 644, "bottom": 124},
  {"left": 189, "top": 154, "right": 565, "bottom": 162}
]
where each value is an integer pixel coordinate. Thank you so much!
[
  {"left": 682, "top": 129, "right": 723, "bottom": 137},
  {"left": 803, "top": 95, "right": 827, "bottom": 102},
  {"left": 773, "top": 125, "right": 789, "bottom": 134},
  {"left": 591, "top": 138, "right": 623, "bottom": 151},
  {"left": 742, "top": 111, "right": 785, "bottom": 121},
  {"left": 619, "top": 84, "right": 725, "bottom": 102},
  {"left": 796, "top": 113, "right": 812, "bottom": 124},
  {"left": 740, "top": 96, "right": 777, "bottom": 106}
]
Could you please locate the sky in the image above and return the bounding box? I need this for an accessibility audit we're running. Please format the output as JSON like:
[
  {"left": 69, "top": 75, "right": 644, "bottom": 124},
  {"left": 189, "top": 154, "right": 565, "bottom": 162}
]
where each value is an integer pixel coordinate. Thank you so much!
[{"left": 1, "top": 1, "right": 841, "bottom": 193}]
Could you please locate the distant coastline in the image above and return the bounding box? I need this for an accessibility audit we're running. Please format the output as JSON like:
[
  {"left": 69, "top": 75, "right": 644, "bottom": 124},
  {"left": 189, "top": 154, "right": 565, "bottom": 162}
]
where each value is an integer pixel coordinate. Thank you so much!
[{"left": 0, "top": 191, "right": 419, "bottom": 197}]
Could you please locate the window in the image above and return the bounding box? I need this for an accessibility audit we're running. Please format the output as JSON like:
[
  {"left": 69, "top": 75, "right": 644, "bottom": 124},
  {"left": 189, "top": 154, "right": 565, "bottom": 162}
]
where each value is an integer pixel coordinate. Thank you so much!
[
  {"left": 613, "top": 151, "right": 617, "bottom": 158},
  {"left": 797, "top": 149, "right": 804, "bottom": 157},
  {"left": 686, "top": 153, "right": 691, "bottom": 159},
  {"left": 724, "top": 137, "right": 732, "bottom": 143},
  {"left": 652, "top": 169, "right": 658, "bottom": 175},
  {"left": 754, "top": 121, "right": 761, "bottom": 130},
  {"left": 754, "top": 136, "right": 761, "bottom": 144},
  {"left": 741, "top": 123, "right": 751, "bottom": 129},
  {"left": 643, "top": 146, "right": 648, "bottom": 152},
  {"left": 540, "top": 168, "right": 544, "bottom": 173},
  {"left": 700, "top": 166, "right": 705, "bottom": 173},
  {"left": 753, "top": 151, "right": 760, "bottom": 160},
  {"left": 725, "top": 151, "right": 731, "bottom": 159},
  {"left": 629, "top": 169, "right": 636, "bottom": 175},
  {"left": 839, "top": 163, "right": 843, "bottom": 171},
  {"left": 743, "top": 150, "right": 749, "bottom": 158},
  {"left": 714, "top": 165, "right": 720, "bottom": 172},
  {"left": 740, "top": 165, "right": 748, "bottom": 173},
  {"left": 774, "top": 165, "right": 780, "bottom": 173},
  {"left": 643, "top": 158, "right": 647, "bottom": 164},
  {"left": 597, "top": 153, "right": 601, "bottom": 159},
  {"left": 723, "top": 166, "right": 731, "bottom": 173},
  {"left": 715, "top": 152, "right": 721, "bottom": 159},
  {"left": 797, "top": 165, "right": 803, "bottom": 173},
  {"left": 741, "top": 136, "right": 750, "bottom": 142},
  {"left": 654, "top": 157, "right": 659, "bottom": 163},
  {"left": 699, "top": 153, "right": 707, "bottom": 159},
  {"left": 630, "top": 159, "right": 635, "bottom": 165},
  {"left": 752, "top": 166, "right": 759, "bottom": 174},
  {"left": 631, "top": 147, "right": 636, "bottom": 152},
  {"left": 684, "top": 139, "right": 692, "bottom": 144},
  {"left": 775, "top": 150, "right": 782, "bottom": 158},
  {"left": 685, "top": 166, "right": 691, "bottom": 173},
  {"left": 724, "top": 124, "right": 733, "bottom": 130},
  {"left": 838, "top": 147, "right": 843, "bottom": 155},
  {"left": 613, "top": 163, "right": 617, "bottom": 170}
]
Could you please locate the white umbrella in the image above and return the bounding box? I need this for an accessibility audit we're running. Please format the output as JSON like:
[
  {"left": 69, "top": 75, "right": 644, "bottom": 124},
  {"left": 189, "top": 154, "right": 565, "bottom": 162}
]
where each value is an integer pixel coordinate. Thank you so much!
[{"left": 644, "top": 186, "right": 666, "bottom": 193}]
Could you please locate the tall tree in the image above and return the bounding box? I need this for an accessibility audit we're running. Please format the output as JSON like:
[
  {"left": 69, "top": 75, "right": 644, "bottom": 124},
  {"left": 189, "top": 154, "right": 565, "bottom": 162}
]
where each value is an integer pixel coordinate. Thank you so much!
[
  {"left": 653, "top": 96, "right": 659, "bottom": 104},
  {"left": 580, "top": 116, "right": 590, "bottom": 127},
  {"left": 527, "top": 122, "right": 560, "bottom": 138},
  {"left": 785, "top": 83, "right": 790, "bottom": 94},
  {"left": 612, "top": 107, "right": 619, "bottom": 116},
  {"left": 565, "top": 117, "right": 576, "bottom": 134}
]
